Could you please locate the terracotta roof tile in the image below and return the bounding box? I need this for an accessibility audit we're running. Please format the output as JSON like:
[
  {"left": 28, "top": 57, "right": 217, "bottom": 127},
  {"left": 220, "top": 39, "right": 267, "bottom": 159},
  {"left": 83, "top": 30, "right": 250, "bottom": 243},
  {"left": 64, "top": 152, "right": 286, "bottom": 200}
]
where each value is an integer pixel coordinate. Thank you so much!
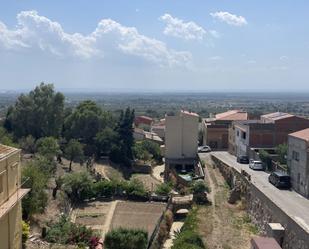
[
  {"left": 289, "top": 128, "right": 309, "bottom": 142},
  {"left": 215, "top": 110, "right": 248, "bottom": 121}
]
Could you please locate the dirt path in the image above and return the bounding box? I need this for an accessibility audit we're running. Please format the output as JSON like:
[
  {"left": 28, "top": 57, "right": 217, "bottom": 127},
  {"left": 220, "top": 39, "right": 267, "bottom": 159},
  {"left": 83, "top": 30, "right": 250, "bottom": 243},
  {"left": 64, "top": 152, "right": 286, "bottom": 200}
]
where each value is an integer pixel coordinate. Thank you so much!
[
  {"left": 101, "top": 200, "right": 118, "bottom": 239},
  {"left": 94, "top": 162, "right": 110, "bottom": 181},
  {"left": 152, "top": 164, "right": 165, "bottom": 183},
  {"left": 198, "top": 155, "right": 258, "bottom": 249},
  {"left": 163, "top": 221, "right": 184, "bottom": 249}
]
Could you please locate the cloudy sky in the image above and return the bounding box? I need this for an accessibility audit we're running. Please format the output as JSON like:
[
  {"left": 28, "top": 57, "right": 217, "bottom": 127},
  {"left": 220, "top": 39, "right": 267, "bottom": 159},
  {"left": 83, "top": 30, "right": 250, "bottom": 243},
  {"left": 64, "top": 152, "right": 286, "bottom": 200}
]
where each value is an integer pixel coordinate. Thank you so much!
[{"left": 0, "top": 0, "right": 308, "bottom": 92}]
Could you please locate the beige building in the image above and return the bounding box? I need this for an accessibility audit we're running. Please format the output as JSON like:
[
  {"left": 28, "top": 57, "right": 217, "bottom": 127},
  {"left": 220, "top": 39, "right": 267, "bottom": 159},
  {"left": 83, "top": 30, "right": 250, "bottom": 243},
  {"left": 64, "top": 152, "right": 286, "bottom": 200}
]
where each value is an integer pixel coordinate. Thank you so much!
[
  {"left": 0, "top": 144, "right": 29, "bottom": 249},
  {"left": 164, "top": 110, "right": 199, "bottom": 178},
  {"left": 288, "top": 128, "right": 309, "bottom": 198}
]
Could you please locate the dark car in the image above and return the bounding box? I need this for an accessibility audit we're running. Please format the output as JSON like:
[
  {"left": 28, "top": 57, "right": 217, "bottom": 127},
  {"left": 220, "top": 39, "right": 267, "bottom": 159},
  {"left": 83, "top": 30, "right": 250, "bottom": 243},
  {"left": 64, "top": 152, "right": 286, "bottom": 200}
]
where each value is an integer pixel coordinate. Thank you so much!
[
  {"left": 268, "top": 171, "right": 291, "bottom": 189},
  {"left": 237, "top": 155, "right": 249, "bottom": 164}
]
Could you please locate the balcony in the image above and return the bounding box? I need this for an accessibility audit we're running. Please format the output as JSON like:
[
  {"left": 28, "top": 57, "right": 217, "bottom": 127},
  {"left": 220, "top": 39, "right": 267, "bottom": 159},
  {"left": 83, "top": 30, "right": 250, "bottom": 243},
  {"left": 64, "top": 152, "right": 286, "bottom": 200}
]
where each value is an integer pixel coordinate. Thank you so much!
[{"left": 0, "top": 188, "right": 30, "bottom": 219}]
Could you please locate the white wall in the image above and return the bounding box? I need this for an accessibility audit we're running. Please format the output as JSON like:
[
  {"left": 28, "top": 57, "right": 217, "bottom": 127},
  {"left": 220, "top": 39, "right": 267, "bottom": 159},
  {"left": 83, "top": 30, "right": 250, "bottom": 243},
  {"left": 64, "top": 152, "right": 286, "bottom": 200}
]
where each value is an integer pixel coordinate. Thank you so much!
[
  {"left": 165, "top": 111, "right": 199, "bottom": 159},
  {"left": 288, "top": 136, "right": 309, "bottom": 198}
]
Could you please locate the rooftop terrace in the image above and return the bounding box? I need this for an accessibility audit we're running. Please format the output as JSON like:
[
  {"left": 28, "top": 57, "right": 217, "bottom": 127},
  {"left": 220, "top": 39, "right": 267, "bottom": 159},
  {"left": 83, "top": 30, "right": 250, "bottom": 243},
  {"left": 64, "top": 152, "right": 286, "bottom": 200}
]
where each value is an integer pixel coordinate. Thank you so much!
[{"left": 0, "top": 144, "right": 18, "bottom": 160}]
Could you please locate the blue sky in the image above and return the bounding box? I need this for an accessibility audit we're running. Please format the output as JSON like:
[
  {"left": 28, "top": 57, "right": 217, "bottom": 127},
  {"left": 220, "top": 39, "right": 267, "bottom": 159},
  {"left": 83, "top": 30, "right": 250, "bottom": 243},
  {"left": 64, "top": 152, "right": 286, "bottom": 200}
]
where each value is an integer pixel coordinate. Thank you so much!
[{"left": 0, "top": 0, "right": 308, "bottom": 91}]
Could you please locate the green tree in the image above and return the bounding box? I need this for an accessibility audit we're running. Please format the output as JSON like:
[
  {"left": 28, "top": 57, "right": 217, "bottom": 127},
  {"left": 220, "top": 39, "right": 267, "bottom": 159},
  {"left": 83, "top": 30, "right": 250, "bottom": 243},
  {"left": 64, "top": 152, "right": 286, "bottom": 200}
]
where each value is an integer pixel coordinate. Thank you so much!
[
  {"left": 133, "top": 143, "right": 151, "bottom": 162},
  {"left": 64, "top": 101, "right": 111, "bottom": 144},
  {"left": 95, "top": 127, "right": 118, "bottom": 156},
  {"left": 276, "top": 143, "right": 288, "bottom": 165},
  {"left": 36, "top": 137, "right": 60, "bottom": 161},
  {"left": 62, "top": 172, "right": 93, "bottom": 202},
  {"left": 133, "top": 140, "right": 162, "bottom": 163},
  {"left": 0, "top": 126, "right": 16, "bottom": 147},
  {"left": 104, "top": 228, "right": 148, "bottom": 249},
  {"left": 116, "top": 108, "right": 135, "bottom": 165},
  {"left": 64, "top": 139, "right": 84, "bottom": 171},
  {"left": 259, "top": 149, "right": 272, "bottom": 171},
  {"left": 19, "top": 135, "right": 36, "bottom": 153},
  {"left": 22, "top": 161, "right": 49, "bottom": 218},
  {"left": 5, "top": 83, "right": 64, "bottom": 139}
]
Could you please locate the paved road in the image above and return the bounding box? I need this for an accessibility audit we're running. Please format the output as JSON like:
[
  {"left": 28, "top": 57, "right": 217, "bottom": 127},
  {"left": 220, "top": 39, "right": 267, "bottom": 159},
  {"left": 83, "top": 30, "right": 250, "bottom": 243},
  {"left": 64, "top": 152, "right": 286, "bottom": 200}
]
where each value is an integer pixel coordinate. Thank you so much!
[{"left": 199, "top": 151, "right": 309, "bottom": 234}]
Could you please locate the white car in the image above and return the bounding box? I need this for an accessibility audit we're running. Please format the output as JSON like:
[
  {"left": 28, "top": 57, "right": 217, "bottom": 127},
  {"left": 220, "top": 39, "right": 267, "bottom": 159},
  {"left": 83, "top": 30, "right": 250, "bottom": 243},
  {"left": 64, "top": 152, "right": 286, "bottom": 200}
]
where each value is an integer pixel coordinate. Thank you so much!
[
  {"left": 249, "top": 160, "right": 264, "bottom": 170},
  {"left": 198, "top": 145, "right": 211, "bottom": 153}
]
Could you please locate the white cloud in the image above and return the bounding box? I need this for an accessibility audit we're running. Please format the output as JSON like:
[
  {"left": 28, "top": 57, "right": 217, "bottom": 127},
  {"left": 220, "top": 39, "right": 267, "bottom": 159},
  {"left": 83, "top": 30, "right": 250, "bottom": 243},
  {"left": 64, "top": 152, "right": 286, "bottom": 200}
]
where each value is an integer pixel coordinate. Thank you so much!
[
  {"left": 0, "top": 10, "right": 191, "bottom": 67},
  {"left": 210, "top": 11, "right": 247, "bottom": 27},
  {"left": 159, "top": 13, "right": 216, "bottom": 41},
  {"left": 280, "top": 56, "right": 288, "bottom": 61},
  {"left": 209, "top": 56, "right": 223, "bottom": 61}
]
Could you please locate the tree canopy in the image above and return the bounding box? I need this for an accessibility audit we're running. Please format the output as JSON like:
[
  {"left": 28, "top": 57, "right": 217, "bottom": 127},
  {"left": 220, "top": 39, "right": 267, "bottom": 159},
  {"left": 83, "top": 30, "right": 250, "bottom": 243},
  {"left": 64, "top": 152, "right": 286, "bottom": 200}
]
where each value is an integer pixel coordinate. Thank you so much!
[
  {"left": 5, "top": 83, "right": 64, "bottom": 139},
  {"left": 64, "top": 139, "right": 84, "bottom": 171}
]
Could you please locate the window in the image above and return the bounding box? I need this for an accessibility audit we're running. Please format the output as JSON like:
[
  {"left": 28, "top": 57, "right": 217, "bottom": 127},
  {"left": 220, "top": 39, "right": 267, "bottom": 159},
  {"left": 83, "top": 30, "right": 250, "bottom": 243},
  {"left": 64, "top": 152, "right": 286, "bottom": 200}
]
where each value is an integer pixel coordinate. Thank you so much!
[
  {"left": 242, "top": 132, "right": 247, "bottom": 140},
  {"left": 237, "top": 131, "right": 239, "bottom": 137},
  {"left": 292, "top": 151, "right": 300, "bottom": 162},
  {"left": 0, "top": 174, "right": 3, "bottom": 194}
]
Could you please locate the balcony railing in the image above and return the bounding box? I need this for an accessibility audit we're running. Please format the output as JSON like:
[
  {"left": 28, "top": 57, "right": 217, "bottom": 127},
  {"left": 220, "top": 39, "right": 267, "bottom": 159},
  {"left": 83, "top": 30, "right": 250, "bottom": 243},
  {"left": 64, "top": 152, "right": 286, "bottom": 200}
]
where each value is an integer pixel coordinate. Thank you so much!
[{"left": 0, "top": 188, "right": 30, "bottom": 219}]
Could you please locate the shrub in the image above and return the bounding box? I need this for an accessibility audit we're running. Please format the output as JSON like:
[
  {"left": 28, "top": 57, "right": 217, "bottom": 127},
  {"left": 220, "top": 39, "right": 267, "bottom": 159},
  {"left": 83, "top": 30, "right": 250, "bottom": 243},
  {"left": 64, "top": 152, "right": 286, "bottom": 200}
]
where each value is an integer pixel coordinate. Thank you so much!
[
  {"left": 62, "top": 172, "right": 94, "bottom": 202},
  {"left": 104, "top": 228, "right": 148, "bottom": 249},
  {"left": 45, "top": 215, "right": 96, "bottom": 246},
  {"left": 155, "top": 182, "right": 172, "bottom": 196},
  {"left": 171, "top": 208, "right": 205, "bottom": 249},
  {"left": 191, "top": 181, "right": 209, "bottom": 194},
  {"left": 124, "top": 178, "right": 148, "bottom": 199},
  {"left": 22, "top": 161, "right": 49, "bottom": 218},
  {"left": 22, "top": 221, "right": 30, "bottom": 247}
]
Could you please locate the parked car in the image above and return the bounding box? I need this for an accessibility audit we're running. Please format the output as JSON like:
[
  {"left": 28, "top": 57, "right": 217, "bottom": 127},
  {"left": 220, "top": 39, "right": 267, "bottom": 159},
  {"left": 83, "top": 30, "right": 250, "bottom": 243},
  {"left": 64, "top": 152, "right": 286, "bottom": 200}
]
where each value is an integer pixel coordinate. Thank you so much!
[
  {"left": 237, "top": 155, "right": 249, "bottom": 164},
  {"left": 268, "top": 172, "right": 291, "bottom": 189},
  {"left": 249, "top": 160, "right": 264, "bottom": 170},
  {"left": 198, "top": 145, "right": 211, "bottom": 153}
]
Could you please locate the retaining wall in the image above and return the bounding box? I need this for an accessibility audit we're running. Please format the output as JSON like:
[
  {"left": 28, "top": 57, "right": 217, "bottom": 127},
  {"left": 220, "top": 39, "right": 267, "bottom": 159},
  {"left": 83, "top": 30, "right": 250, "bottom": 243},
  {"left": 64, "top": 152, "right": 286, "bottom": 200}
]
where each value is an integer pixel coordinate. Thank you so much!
[{"left": 211, "top": 155, "right": 309, "bottom": 249}]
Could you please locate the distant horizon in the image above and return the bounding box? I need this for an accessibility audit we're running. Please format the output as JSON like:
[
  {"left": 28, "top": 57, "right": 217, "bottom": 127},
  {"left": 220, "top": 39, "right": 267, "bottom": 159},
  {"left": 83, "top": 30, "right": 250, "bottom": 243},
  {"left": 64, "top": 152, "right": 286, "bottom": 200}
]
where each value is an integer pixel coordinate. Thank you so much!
[{"left": 1, "top": 87, "right": 309, "bottom": 95}]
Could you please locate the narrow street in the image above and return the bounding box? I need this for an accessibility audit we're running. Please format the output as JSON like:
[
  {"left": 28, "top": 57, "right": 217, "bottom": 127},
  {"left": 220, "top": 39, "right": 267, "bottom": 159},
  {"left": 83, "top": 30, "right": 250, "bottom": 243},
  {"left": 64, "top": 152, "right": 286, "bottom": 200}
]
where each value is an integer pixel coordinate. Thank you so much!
[{"left": 197, "top": 154, "right": 258, "bottom": 249}]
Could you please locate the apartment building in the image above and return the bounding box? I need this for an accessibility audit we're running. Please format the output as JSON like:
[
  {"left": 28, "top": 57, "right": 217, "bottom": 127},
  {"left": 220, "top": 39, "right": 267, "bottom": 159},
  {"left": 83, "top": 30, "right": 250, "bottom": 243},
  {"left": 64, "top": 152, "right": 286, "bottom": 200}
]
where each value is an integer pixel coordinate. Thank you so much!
[
  {"left": 202, "top": 110, "right": 248, "bottom": 150},
  {"left": 164, "top": 110, "right": 199, "bottom": 178},
  {"left": 233, "top": 112, "right": 309, "bottom": 157},
  {"left": 288, "top": 128, "right": 309, "bottom": 198},
  {"left": 0, "top": 144, "right": 29, "bottom": 249}
]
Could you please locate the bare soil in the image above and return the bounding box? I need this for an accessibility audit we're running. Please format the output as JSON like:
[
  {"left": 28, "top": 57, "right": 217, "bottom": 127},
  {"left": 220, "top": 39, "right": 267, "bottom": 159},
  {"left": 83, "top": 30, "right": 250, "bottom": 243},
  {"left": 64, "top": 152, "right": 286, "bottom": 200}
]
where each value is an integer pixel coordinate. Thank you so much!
[
  {"left": 110, "top": 201, "right": 167, "bottom": 239},
  {"left": 131, "top": 173, "right": 161, "bottom": 191},
  {"left": 197, "top": 155, "right": 259, "bottom": 249},
  {"left": 94, "top": 159, "right": 125, "bottom": 181}
]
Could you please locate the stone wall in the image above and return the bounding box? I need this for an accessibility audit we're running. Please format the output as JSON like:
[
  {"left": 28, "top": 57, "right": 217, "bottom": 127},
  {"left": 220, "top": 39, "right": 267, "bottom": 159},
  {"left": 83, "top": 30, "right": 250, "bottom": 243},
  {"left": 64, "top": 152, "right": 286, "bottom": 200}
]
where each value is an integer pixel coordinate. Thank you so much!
[{"left": 211, "top": 155, "right": 309, "bottom": 249}]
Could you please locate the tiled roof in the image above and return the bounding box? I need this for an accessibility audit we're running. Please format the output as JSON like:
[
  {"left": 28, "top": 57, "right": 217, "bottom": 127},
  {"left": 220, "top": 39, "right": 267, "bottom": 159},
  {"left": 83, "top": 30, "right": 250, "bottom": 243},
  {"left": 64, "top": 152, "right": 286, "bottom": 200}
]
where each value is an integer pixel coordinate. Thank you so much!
[
  {"left": 181, "top": 110, "right": 199, "bottom": 117},
  {"left": 289, "top": 128, "right": 309, "bottom": 142},
  {"left": 261, "top": 112, "right": 294, "bottom": 121},
  {"left": 137, "top": 115, "right": 153, "bottom": 121},
  {"left": 215, "top": 110, "right": 248, "bottom": 121}
]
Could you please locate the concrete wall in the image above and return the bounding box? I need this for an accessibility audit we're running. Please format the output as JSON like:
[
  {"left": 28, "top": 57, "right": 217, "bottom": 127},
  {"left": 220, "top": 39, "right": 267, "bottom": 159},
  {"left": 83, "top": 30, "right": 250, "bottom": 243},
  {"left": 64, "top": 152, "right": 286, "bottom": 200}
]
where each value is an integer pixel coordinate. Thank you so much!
[
  {"left": 211, "top": 155, "right": 309, "bottom": 249},
  {"left": 228, "top": 124, "right": 236, "bottom": 155},
  {"left": 235, "top": 125, "right": 249, "bottom": 156},
  {"left": 0, "top": 150, "right": 20, "bottom": 204},
  {"left": 0, "top": 148, "right": 23, "bottom": 249},
  {"left": 288, "top": 136, "right": 309, "bottom": 198},
  {"left": 165, "top": 112, "right": 198, "bottom": 159}
]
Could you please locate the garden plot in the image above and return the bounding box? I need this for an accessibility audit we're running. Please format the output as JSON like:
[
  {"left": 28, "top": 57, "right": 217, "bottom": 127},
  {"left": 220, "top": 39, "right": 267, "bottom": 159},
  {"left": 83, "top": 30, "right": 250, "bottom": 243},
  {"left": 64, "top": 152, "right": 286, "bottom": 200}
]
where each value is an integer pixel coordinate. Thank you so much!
[
  {"left": 109, "top": 201, "right": 167, "bottom": 239},
  {"left": 73, "top": 201, "right": 113, "bottom": 232}
]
